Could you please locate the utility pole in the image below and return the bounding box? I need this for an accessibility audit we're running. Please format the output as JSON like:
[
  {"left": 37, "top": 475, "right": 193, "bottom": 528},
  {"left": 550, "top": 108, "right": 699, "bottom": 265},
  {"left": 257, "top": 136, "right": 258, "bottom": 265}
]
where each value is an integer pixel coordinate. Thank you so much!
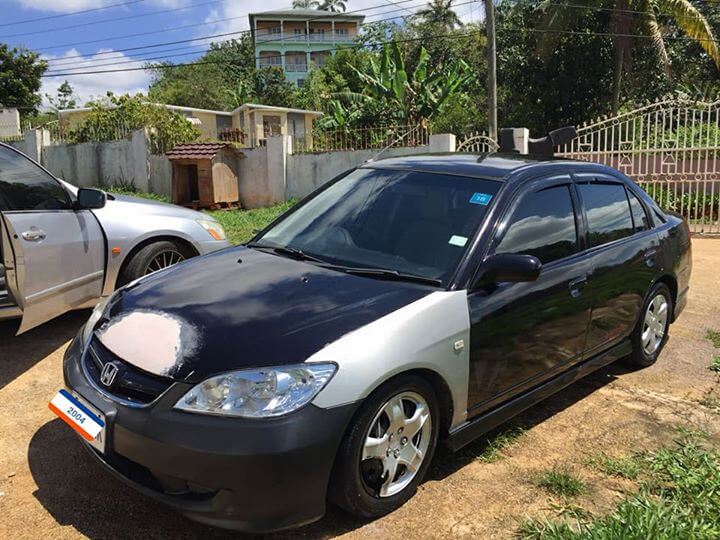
[{"left": 484, "top": 0, "right": 497, "bottom": 141}]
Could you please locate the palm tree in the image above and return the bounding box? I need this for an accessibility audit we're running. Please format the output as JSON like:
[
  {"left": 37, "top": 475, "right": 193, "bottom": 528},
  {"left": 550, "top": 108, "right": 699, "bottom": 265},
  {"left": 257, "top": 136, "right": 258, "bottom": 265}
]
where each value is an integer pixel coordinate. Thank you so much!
[
  {"left": 537, "top": 0, "right": 720, "bottom": 113},
  {"left": 318, "top": 0, "right": 347, "bottom": 13},
  {"left": 292, "top": 0, "right": 319, "bottom": 8},
  {"left": 417, "top": 0, "right": 463, "bottom": 29}
]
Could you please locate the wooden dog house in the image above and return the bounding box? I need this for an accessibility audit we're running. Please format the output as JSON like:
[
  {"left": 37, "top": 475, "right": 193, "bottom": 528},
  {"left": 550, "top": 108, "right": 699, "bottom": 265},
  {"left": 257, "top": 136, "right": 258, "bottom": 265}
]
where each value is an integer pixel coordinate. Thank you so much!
[{"left": 166, "top": 142, "right": 243, "bottom": 209}]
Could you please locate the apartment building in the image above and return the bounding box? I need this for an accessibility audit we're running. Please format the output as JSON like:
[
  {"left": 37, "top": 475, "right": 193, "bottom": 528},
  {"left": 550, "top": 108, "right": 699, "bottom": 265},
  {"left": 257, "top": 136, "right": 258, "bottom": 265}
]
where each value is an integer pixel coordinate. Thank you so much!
[{"left": 249, "top": 8, "right": 365, "bottom": 86}]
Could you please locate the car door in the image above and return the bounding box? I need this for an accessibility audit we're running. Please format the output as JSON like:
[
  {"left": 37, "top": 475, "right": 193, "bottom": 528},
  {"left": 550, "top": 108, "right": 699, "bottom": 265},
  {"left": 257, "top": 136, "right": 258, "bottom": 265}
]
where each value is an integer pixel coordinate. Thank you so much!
[
  {"left": 0, "top": 145, "right": 105, "bottom": 334},
  {"left": 466, "top": 175, "right": 593, "bottom": 417},
  {"left": 573, "top": 174, "right": 660, "bottom": 357}
]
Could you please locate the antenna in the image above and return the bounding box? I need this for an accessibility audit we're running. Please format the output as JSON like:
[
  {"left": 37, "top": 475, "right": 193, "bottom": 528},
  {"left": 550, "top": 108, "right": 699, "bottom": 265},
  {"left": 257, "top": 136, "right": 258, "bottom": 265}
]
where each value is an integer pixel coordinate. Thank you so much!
[{"left": 364, "top": 124, "right": 425, "bottom": 164}]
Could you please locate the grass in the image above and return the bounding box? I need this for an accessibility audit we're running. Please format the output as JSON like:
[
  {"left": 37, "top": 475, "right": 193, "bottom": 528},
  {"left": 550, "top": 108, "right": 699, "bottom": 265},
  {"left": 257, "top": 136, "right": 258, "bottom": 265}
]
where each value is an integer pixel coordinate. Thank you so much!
[
  {"left": 586, "top": 453, "right": 643, "bottom": 481},
  {"left": 710, "top": 356, "right": 720, "bottom": 374},
  {"left": 474, "top": 425, "right": 526, "bottom": 463},
  {"left": 100, "top": 186, "right": 295, "bottom": 245},
  {"left": 535, "top": 469, "right": 585, "bottom": 498},
  {"left": 705, "top": 329, "right": 720, "bottom": 349},
  {"left": 205, "top": 201, "right": 295, "bottom": 245},
  {"left": 518, "top": 437, "right": 720, "bottom": 539}
]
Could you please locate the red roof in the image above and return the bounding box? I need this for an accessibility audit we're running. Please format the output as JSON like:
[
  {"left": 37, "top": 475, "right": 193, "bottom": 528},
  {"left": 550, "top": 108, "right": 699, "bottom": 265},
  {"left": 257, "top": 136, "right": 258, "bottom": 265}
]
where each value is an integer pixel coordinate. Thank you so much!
[{"left": 165, "top": 142, "right": 239, "bottom": 160}]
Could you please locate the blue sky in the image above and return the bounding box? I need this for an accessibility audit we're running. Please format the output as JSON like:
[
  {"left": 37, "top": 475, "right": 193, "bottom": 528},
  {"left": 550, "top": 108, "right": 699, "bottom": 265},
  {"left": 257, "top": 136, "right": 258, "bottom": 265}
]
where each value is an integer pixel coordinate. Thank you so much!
[{"left": 2, "top": 0, "right": 481, "bottom": 107}]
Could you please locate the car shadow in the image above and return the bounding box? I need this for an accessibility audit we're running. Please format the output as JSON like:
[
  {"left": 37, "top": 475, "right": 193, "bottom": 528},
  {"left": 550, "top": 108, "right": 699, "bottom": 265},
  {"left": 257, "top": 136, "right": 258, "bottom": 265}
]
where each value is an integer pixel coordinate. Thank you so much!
[
  {"left": 0, "top": 310, "right": 89, "bottom": 391},
  {"left": 28, "top": 419, "right": 366, "bottom": 539},
  {"left": 28, "top": 361, "right": 634, "bottom": 539},
  {"left": 427, "top": 360, "right": 636, "bottom": 481}
]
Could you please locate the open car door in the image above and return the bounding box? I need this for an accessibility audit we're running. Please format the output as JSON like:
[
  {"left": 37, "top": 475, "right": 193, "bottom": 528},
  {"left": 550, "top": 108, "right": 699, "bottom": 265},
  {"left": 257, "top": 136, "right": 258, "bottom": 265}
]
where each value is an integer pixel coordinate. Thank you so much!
[{"left": 0, "top": 145, "right": 105, "bottom": 334}]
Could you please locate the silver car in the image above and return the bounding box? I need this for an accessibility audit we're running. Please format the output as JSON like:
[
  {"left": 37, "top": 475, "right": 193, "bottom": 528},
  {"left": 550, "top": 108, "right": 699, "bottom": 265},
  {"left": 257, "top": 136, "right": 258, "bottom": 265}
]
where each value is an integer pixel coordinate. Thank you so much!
[{"left": 0, "top": 142, "right": 230, "bottom": 333}]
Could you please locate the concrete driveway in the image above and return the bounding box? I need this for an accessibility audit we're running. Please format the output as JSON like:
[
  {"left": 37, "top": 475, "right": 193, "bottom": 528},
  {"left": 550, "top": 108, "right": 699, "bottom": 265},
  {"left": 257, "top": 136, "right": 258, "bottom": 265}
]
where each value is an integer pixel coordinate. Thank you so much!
[{"left": 1, "top": 240, "right": 719, "bottom": 539}]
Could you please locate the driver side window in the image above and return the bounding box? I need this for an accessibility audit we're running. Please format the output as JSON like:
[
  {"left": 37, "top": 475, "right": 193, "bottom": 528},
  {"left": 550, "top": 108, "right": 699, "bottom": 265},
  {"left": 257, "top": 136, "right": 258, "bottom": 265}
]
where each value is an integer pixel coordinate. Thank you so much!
[
  {"left": 0, "top": 147, "right": 72, "bottom": 211},
  {"left": 495, "top": 184, "right": 578, "bottom": 264}
]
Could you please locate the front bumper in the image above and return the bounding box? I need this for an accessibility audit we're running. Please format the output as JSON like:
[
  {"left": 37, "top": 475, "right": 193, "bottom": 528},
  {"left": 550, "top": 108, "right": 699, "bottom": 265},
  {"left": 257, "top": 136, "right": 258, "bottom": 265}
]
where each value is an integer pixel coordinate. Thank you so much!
[
  {"left": 195, "top": 238, "right": 232, "bottom": 255},
  {"left": 62, "top": 332, "right": 358, "bottom": 533}
]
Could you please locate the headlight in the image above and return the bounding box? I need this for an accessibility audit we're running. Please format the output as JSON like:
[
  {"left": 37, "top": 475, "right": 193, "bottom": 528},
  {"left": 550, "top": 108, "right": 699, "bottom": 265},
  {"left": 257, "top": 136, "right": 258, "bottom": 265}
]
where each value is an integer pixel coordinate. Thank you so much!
[
  {"left": 196, "top": 219, "right": 226, "bottom": 241},
  {"left": 175, "top": 363, "right": 337, "bottom": 418}
]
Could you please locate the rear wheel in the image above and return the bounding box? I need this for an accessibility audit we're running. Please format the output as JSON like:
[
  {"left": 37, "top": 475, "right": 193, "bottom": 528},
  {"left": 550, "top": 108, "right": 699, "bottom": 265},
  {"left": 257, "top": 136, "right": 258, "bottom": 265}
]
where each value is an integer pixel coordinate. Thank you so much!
[
  {"left": 329, "top": 375, "right": 439, "bottom": 518},
  {"left": 628, "top": 282, "right": 673, "bottom": 368},
  {"left": 118, "top": 240, "right": 194, "bottom": 287}
]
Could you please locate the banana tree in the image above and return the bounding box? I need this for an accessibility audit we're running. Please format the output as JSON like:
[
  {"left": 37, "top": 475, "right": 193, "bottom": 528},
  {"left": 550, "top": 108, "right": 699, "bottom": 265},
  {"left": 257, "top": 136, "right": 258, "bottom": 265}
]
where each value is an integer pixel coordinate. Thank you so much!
[{"left": 348, "top": 43, "right": 473, "bottom": 124}]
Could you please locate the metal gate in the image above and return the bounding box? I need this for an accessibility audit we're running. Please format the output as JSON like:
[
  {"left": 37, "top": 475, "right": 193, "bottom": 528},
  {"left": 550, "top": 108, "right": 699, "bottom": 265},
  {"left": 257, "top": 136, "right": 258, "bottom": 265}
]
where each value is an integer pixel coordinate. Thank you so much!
[
  {"left": 457, "top": 131, "right": 499, "bottom": 153},
  {"left": 555, "top": 98, "right": 720, "bottom": 235}
]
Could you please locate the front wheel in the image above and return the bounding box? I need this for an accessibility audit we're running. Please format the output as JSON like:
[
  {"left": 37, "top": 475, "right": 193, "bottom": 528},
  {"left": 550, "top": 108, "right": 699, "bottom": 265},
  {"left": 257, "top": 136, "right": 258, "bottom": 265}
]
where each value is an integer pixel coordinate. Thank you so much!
[
  {"left": 329, "top": 375, "right": 439, "bottom": 518},
  {"left": 628, "top": 282, "right": 673, "bottom": 368},
  {"left": 117, "top": 240, "right": 195, "bottom": 287}
]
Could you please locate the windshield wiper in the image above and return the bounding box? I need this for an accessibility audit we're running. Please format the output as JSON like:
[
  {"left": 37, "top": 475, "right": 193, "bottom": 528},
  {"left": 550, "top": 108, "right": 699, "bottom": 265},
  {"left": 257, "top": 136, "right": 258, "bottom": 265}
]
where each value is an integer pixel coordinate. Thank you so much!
[
  {"left": 246, "top": 242, "right": 327, "bottom": 264},
  {"left": 336, "top": 266, "right": 443, "bottom": 287}
]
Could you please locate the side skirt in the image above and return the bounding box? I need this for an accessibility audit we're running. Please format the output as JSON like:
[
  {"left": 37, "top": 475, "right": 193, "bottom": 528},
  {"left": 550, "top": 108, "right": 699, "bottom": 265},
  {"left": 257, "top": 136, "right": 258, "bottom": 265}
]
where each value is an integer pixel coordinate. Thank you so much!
[{"left": 445, "top": 339, "right": 632, "bottom": 452}]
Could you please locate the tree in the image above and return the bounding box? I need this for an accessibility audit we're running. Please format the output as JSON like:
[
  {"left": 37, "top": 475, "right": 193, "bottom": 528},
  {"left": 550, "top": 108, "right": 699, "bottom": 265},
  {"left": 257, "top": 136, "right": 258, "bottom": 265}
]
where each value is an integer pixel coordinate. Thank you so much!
[
  {"left": 537, "top": 0, "right": 720, "bottom": 112},
  {"left": 417, "top": 0, "right": 463, "bottom": 29},
  {"left": 292, "top": 0, "right": 319, "bottom": 7},
  {"left": 318, "top": 0, "right": 347, "bottom": 13},
  {"left": 46, "top": 81, "right": 77, "bottom": 110},
  {"left": 0, "top": 44, "right": 47, "bottom": 115},
  {"left": 348, "top": 43, "right": 473, "bottom": 123},
  {"left": 67, "top": 93, "right": 200, "bottom": 152}
]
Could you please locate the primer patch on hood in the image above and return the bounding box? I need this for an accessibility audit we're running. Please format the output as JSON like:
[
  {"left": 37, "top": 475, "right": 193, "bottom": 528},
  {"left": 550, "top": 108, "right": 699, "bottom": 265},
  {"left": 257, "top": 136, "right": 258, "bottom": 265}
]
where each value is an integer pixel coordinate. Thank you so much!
[{"left": 96, "top": 310, "right": 201, "bottom": 377}]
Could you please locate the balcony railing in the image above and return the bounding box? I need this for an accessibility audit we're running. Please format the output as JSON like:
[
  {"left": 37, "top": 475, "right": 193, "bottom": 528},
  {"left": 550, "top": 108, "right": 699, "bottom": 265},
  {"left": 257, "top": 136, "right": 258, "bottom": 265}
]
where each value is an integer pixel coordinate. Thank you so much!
[
  {"left": 258, "top": 59, "right": 282, "bottom": 67},
  {"left": 285, "top": 63, "right": 308, "bottom": 73},
  {"left": 255, "top": 30, "right": 354, "bottom": 43}
]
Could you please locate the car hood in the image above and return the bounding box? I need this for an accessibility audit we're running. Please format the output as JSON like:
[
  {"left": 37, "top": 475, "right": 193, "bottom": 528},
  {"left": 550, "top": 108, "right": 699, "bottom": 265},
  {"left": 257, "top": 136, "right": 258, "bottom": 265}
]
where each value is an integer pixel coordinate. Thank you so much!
[
  {"left": 101, "top": 193, "right": 207, "bottom": 220},
  {"left": 96, "top": 246, "right": 432, "bottom": 383}
]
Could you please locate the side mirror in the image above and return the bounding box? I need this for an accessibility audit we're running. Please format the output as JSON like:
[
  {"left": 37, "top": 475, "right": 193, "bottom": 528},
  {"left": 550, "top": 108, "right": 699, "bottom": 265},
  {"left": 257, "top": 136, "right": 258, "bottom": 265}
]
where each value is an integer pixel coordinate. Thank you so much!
[
  {"left": 76, "top": 188, "right": 107, "bottom": 210},
  {"left": 473, "top": 253, "right": 542, "bottom": 288}
]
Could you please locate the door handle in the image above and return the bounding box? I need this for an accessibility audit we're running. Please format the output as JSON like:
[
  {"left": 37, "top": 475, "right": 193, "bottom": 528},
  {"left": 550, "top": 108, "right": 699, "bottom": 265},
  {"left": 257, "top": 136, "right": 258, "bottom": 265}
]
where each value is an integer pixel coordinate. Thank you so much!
[
  {"left": 22, "top": 228, "right": 46, "bottom": 242},
  {"left": 644, "top": 248, "right": 657, "bottom": 267},
  {"left": 568, "top": 276, "right": 588, "bottom": 298}
]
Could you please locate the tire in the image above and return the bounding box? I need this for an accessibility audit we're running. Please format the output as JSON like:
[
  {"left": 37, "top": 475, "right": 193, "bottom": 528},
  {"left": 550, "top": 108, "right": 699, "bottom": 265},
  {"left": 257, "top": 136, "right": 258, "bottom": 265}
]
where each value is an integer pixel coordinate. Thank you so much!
[
  {"left": 628, "top": 282, "right": 673, "bottom": 368},
  {"left": 328, "top": 375, "right": 439, "bottom": 519},
  {"left": 117, "top": 240, "right": 194, "bottom": 287}
]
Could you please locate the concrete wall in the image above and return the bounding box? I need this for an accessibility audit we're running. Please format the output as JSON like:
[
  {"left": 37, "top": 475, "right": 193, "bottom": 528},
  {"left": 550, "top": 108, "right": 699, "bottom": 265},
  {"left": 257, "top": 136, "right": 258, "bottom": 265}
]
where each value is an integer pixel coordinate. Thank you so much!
[
  {"left": 237, "top": 146, "right": 270, "bottom": 208},
  {"left": 149, "top": 155, "right": 172, "bottom": 196},
  {"left": 285, "top": 145, "right": 430, "bottom": 200},
  {"left": 41, "top": 129, "right": 150, "bottom": 191}
]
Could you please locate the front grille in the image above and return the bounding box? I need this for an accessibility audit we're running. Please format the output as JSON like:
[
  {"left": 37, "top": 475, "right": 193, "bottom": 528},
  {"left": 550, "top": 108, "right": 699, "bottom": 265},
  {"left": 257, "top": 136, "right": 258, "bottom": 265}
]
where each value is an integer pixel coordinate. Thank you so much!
[{"left": 84, "top": 336, "right": 173, "bottom": 405}]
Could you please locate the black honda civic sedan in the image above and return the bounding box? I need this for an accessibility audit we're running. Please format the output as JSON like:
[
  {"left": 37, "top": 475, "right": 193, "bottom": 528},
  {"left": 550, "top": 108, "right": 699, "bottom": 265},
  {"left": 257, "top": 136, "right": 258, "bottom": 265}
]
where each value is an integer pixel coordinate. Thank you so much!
[{"left": 52, "top": 154, "right": 691, "bottom": 532}]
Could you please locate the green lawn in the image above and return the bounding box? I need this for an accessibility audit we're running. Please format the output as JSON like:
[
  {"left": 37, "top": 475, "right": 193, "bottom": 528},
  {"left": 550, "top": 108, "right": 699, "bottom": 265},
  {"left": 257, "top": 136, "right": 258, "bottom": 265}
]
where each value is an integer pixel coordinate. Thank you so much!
[{"left": 104, "top": 187, "right": 294, "bottom": 245}]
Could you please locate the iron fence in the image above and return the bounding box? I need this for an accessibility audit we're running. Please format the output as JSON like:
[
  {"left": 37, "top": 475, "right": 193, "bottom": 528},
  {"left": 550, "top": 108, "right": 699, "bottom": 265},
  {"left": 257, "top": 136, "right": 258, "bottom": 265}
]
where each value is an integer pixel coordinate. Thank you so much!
[
  {"left": 294, "top": 124, "right": 431, "bottom": 154},
  {"left": 556, "top": 98, "right": 720, "bottom": 234},
  {"left": 456, "top": 131, "right": 499, "bottom": 153}
]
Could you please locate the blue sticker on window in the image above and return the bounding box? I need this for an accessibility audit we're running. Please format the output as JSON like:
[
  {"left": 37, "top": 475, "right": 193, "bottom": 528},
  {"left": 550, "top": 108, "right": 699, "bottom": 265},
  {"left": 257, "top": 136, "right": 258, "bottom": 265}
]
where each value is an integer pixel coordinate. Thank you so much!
[{"left": 469, "top": 192, "right": 492, "bottom": 205}]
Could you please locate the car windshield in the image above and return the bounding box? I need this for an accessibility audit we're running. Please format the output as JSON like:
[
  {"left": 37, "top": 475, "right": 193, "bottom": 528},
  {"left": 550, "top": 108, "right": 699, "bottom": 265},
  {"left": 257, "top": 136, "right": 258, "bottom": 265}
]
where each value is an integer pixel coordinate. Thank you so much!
[{"left": 254, "top": 167, "right": 501, "bottom": 286}]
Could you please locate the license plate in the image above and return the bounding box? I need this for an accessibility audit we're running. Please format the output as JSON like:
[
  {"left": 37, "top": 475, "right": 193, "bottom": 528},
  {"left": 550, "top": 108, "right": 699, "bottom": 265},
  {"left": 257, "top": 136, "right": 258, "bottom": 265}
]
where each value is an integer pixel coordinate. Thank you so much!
[{"left": 49, "top": 389, "right": 106, "bottom": 454}]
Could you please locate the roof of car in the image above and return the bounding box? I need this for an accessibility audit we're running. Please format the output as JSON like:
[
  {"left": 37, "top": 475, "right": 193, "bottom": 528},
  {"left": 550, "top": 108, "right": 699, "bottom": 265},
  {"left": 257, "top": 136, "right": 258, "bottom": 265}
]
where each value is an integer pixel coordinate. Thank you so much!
[{"left": 361, "top": 153, "right": 579, "bottom": 181}]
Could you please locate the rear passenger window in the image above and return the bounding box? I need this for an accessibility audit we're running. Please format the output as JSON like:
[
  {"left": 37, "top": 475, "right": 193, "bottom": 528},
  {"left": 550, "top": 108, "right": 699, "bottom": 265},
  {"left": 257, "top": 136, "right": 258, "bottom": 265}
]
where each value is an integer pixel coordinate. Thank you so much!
[
  {"left": 495, "top": 185, "right": 577, "bottom": 264},
  {"left": 578, "top": 182, "right": 634, "bottom": 247},
  {"left": 627, "top": 189, "right": 650, "bottom": 232}
]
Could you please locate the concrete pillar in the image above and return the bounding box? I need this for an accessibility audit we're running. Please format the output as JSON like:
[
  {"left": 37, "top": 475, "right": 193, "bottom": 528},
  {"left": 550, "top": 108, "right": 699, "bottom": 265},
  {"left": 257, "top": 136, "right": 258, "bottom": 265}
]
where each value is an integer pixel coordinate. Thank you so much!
[
  {"left": 429, "top": 133, "right": 456, "bottom": 153},
  {"left": 22, "top": 129, "right": 44, "bottom": 163},
  {"left": 131, "top": 128, "right": 151, "bottom": 192},
  {"left": 266, "top": 134, "right": 289, "bottom": 204},
  {"left": 499, "top": 127, "right": 529, "bottom": 154}
]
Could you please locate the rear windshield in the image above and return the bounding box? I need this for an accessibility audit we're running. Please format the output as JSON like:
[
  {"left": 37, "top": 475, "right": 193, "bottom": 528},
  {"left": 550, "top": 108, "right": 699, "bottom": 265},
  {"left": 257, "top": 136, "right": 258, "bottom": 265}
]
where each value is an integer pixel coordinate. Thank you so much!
[{"left": 257, "top": 168, "right": 501, "bottom": 285}]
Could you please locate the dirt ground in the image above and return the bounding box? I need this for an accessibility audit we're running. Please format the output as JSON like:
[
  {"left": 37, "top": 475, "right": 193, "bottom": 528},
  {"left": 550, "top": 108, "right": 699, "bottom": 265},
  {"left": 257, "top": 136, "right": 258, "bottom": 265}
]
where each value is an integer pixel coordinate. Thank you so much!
[{"left": 1, "top": 240, "right": 719, "bottom": 540}]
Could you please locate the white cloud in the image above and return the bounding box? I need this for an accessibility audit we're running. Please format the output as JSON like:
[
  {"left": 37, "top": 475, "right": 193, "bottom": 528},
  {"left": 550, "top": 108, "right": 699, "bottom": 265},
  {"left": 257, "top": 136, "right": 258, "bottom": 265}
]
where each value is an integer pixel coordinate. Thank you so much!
[{"left": 41, "top": 48, "right": 151, "bottom": 107}]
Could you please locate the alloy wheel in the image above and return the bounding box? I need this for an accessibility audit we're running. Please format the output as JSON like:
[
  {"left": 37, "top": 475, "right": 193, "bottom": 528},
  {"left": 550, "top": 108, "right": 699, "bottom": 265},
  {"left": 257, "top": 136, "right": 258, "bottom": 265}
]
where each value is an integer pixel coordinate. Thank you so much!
[
  {"left": 360, "top": 391, "right": 432, "bottom": 498},
  {"left": 642, "top": 293, "right": 668, "bottom": 355},
  {"left": 144, "top": 250, "right": 186, "bottom": 275}
]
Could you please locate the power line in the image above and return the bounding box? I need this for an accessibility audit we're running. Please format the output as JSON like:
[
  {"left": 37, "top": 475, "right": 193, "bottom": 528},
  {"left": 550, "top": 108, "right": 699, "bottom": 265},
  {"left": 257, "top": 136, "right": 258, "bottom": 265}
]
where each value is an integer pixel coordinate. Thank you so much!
[
  {"left": 44, "top": 1, "right": 430, "bottom": 73},
  {"left": 0, "top": 0, "right": 147, "bottom": 29},
  {"left": 42, "top": 0, "right": 428, "bottom": 73},
  {"left": 35, "top": 0, "right": 420, "bottom": 53},
  {"left": 0, "top": 0, "right": 225, "bottom": 40},
  {"left": 42, "top": 21, "right": 720, "bottom": 79}
]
